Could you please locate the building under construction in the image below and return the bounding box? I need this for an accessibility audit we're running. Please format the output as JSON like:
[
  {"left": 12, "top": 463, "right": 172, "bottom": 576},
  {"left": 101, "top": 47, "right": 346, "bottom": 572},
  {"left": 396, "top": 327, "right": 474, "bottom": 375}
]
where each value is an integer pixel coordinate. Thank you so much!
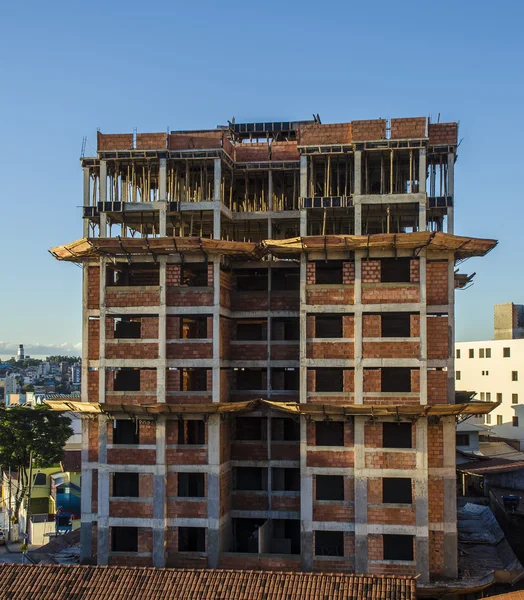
[{"left": 50, "top": 116, "right": 497, "bottom": 582}]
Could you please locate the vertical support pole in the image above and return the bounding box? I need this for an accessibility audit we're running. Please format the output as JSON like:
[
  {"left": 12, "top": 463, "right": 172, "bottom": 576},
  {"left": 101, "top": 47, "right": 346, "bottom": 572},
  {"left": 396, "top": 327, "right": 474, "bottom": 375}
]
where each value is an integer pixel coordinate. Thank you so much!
[
  {"left": 83, "top": 168, "right": 91, "bottom": 237},
  {"left": 159, "top": 158, "right": 167, "bottom": 237},
  {"left": 267, "top": 169, "right": 273, "bottom": 240},
  {"left": 213, "top": 159, "right": 221, "bottom": 240},
  {"left": 99, "top": 161, "right": 107, "bottom": 237},
  {"left": 353, "top": 415, "right": 368, "bottom": 573},
  {"left": 418, "top": 148, "right": 427, "bottom": 232},
  {"left": 415, "top": 418, "right": 429, "bottom": 582},
  {"left": 153, "top": 415, "right": 166, "bottom": 567},
  {"left": 447, "top": 253, "right": 455, "bottom": 410},
  {"left": 447, "top": 153, "right": 455, "bottom": 234}
]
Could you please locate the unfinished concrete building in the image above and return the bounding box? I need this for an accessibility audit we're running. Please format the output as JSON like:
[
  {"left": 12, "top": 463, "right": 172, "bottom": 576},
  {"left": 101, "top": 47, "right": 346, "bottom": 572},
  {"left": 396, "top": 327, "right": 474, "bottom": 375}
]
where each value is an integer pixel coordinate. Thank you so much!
[{"left": 50, "top": 116, "right": 497, "bottom": 582}]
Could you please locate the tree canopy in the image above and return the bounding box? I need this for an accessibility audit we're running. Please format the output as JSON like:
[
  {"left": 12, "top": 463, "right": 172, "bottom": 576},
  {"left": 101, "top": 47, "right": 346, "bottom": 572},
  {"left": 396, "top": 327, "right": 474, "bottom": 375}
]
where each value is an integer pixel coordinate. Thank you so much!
[
  {"left": 0, "top": 406, "right": 73, "bottom": 521},
  {"left": 46, "top": 355, "right": 80, "bottom": 365}
]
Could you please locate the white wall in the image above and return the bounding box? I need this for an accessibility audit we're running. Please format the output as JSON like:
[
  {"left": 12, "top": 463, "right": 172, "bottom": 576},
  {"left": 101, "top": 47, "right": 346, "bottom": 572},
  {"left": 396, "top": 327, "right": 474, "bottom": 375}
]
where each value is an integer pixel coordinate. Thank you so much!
[{"left": 456, "top": 339, "right": 524, "bottom": 440}]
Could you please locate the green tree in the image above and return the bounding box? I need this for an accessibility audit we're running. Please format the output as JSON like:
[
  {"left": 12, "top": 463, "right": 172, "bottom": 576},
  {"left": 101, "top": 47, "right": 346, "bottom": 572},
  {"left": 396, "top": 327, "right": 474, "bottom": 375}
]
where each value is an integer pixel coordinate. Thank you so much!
[
  {"left": 0, "top": 406, "right": 73, "bottom": 522},
  {"left": 22, "top": 384, "right": 34, "bottom": 393},
  {"left": 46, "top": 356, "right": 79, "bottom": 365}
]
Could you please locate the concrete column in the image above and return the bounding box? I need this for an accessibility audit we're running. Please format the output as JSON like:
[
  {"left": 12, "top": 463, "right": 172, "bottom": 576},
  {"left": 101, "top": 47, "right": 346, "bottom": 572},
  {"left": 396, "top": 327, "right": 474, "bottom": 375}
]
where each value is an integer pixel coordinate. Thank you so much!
[
  {"left": 268, "top": 170, "right": 273, "bottom": 240},
  {"left": 97, "top": 415, "right": 109, "bottom": 565},
  {"left": 354, "top": 253, "right": 363, "bottom": 404},
  {"left": 300, "top": 416, "right": 313, "bottom": 570},
  {"left": 354, "top": 152, "right": 362, "bottom": 195},
  {"left": 153, "top": 416, "right": 166, "bottom": 567},
  {"left": 442, "top": 415, "right": 458, "bottom": 578},
  {"left": 447, "top": 153, "right": 455, "bottom": 234},
  {"left": 99, "top": 161, "right": 107, "bottom": 237},
  {"left": 419, "top": 148, "right": 426, "bottom": 194},
  {"left": 81, "top": 266, "right": 89, "bottom": 403},
  {"left": 83, "top": 168, "right": 91, "bottom": 237},
  {"left": 98, "top": 258, "right": 106, "bottom": 404},
  {"left": 212, "top": 260, "right": 221, "bottom": 403},
  {"left": 300, "top": 155, "right": 308, "bottom": 236},
  {"left": 80, "top": 416, "right": 93, "bottom": 563},
  {"left": 415, "top": 418, "right": 429, "bottom": 582},
  {"left": 213, "top": 159, "right": 221, "bottom": 240},
  {"left": 447, "top": 254, "right": 455, "bottom": 408},
  {"left": 157, "top": 257, "right": 167, "bottom": 403},
  {"left": 419, "top": 252, "right": 427, "bottom": 405},
  {"left": 354, "top": 152, "right": 362, "bottom": 235},
  {"left": 353, "top": 415, "right": 368, "bottom": 573},
  {"left": 299, "top": 256, "right": 307, "bottom": 404},
  {"left": 207, "top": 414, "right": 221, "bottom": 567}
]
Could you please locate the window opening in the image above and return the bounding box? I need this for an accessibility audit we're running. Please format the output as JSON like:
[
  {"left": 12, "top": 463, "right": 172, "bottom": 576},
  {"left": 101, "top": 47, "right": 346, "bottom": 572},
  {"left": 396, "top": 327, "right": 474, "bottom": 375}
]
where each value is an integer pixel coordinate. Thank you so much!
[
  {"left": 113, "top": 420, "right": 139, "bottom": 445},
  {"left": 383, "top": 534, "right": 414, "bottom": 561},
  {"left": 114, "top": 368, "right": 140, "bottom": 391},
  {"left": 271, "top": 418, "right": 300, "bottom": 441},
  {"left": 316, "top": 475, "right": 344, "bottom": 500},
  {"left": 316, "top": 421, "right": 344, "bottom": 446},
  {"left": 112, "top": 527, "right": 138, "bottom": 552},
  {"left": 315, "top": 531, "right": 343, "bottom": 557},
  {"left": 380, "top": 258, "right": 411, "bottom": 283},
  {"left": 178, "top": 420, "right": 205, "bottom": 445},
  {"left": 181, "top": 317, "right": 208, "bottom": 339},
  {"left": 315, "top": 316, "right": 343, "bottom": 338},
  {"left": 181, "top": 368, "right": 207, "bottom": 392},
  {"left": 272, "top": 468, "right": 300, "bottom": 492},
  {"left": 181, "top": 264, "right": 208, "bottom": 287},
  {"left": 272, "top": 268, "right": 299, "bottom": 291},
  {"left": 178, "top": 473, "right": 205, "bottom": 497},
  {"left": 236, "top": 320, "right": 266, "bottom": 341},
  {"left": 178, "top": 527, "right": 205, "bottom": 552},
  {"left": 234, "top": 467, "right": 267, "bottom": 491},
  {"left": 315, "top": 261, "right": 343, "bottom": 285},
  {"left": 271, "top": 318, "right": 299, "bottom": 341},
  {"left": 383, "top": 478, "right": 412, "bottom": 503},
  {"left": 114, "top": 317, "right": 141, "bottom": 339},
  {"left": 381, "top": 313, "right": 411, "bottom": 337},
  {"left": 113, "top": 473, "right": 139, "bottom": 497},
  {"left": 381, "top": 368, "right": 412, "bottom": 393},
  {"left": 383, "top": 422, "right": 412, "bottom": 448},
  {"left": 504, "top": 347, "right": 511, "bottom": 358},
  {"left": 235, "top": 269, "right": 268, "bottom": 292},
  {"left": 315, "top": 368, "right": 344, "bottom": 392},
  {"left": 234, "top": 417, "right": 267, "bottom": 441}
]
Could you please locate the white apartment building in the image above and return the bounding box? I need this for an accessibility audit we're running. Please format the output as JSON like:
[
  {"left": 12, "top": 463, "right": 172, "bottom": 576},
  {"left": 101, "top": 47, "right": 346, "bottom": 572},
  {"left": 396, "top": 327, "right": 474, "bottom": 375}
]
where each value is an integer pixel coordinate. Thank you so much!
[{"left": 455, "top": 338, "right": 524, "bottom": 441}]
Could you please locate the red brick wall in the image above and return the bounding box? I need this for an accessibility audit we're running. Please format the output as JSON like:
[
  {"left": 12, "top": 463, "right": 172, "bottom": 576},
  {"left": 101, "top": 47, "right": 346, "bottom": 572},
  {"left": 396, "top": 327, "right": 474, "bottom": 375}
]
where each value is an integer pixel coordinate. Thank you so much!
[
  {"left": 88, "top": 420, "right": 98, "bottom": 462},
  {"left": 88, "top": 319, "right": 100, "bottom": 360},
  {"left": 362, "top": 285, "right": 419, "bottom": 304},
  {"left": 219, "top": 554, "right": 301, "bottom": 572},
  {"left": 87, "top": 266, "right": 100, "bottom": 309},
  {"left": 270, "top": 343, "right": 299, "bottom": 360},
  {"left": 97, "top": 132, "right": 133, "bottom": 151},
  {"left": 88, "top": 370, "right": 99, "bottom": 402},
  {"left": 427, "top": 316, "right": 449, "bottom": 359},
  {"left": 428, "top": 478, "right": 445, "bottom": 522},
  {"left": 220, "top": 469, "right": 231, "bottom": 517},
  {"left": 235, "top": 143, "right": 270, "bottom": 162},
  {"left": 105, "top": 287, "right": 160, "bottom": 308},
  {"left": 270, "top": 291, "right": 299, "bottom": 311},
  {"left": 107, "top": 449, "right": 156, "bottom": 465},
  {"left": 365, "top": 452, "right": 416, "bottom": 469},
  {"left": 106, "top": 342, "right": 159, "bottom": 360},
  {"left": 168, "top": 288, "right": 213, "bottom": 307},
  {"left": 368, "top": 506, "right": 416, "bottom": 525},
  {"left": 167, "top": 341, "right": 212, "bottom": 359},
  {"left": 167, "top": 501, "right": 207, "bottom": 518},
  {"left": 299, "top": 123, "right": 352, "bottom": 146},
  {"left": 306, "top": 288, "right": 354, "bottom": 305},
  {"left": 429, "top": 530, "right": 445, "bottom": 576},
  {"left": 363, "top": 315, "right": 381, "bottom": 337},
  {"left": 428, "top": 423, "right": 444, "bottom": 467},
  {"left": 363, "top": 341, "right": 419, "bottom": 359},
  {"left": 135, "top": 133, "right": 167, "bottom": 149},
  {"left": 168, "top": 130, "right": 223, "bottom": 150},
  {"left": 390, "top": 117, "right": 426, "bottom": 139},
  {"left": 362, "top": 261, "right": 381, "bottom": 283},
  {"left": 230, "top": 343, "right": 267, "bottom": 361},
  {"left": 428, "top": 123, "right": 458, "bottom": 146},
  {"left": 109, "top": 500, "right": 153, "bottom": 519},
  {"left": 352, "top": 119, "right": 387, "bottom": 141},
  {"left": 307, "top": 451, "right": 354, "bottom": 468},
  {"left": 231, "top": 292, "right": 268, "bottom": 311},
  {"left": 427, "top": 261, "right": 449, "bottom": 305},
  {"left": 428, "top": 370, "right": 448, "bottom": 404},
  {"left": 307, "top": 341, "right": 354, "bottom": 359},
  {"left": 166, "top": 448, "right": 208, "bottom": 465},
  {"left": 232, "top": 492, "right": 269, "bottom": 511},
  {"left": 220, "top": 271, "right": 232, "bottom": 309},
  {"left": 271, "top": 141, "right": 299, "bottom": 160},
  {"left": 141, "top": 317, "right": 159, "bottom": 339}
]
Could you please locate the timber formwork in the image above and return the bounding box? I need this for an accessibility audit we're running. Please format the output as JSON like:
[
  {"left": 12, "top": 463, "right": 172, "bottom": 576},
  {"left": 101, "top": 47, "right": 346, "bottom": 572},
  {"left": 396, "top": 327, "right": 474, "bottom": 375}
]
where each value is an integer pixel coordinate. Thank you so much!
[{"left": 51, "top": 117, "right": 497, "bottom": 582}]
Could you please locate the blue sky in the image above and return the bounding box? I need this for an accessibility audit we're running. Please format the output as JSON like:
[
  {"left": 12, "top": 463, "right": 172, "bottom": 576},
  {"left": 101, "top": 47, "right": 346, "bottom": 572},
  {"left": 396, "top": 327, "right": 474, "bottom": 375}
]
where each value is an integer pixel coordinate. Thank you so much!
[{"left": 0, "top": 0, "right": 523, "bottom": 357}]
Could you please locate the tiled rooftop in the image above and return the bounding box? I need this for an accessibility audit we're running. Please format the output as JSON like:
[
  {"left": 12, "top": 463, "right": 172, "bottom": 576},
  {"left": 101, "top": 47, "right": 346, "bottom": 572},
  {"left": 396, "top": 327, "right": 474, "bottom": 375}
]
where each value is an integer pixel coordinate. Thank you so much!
[{"left": 0, "top": 564, "right": 416, "bottom": 600}]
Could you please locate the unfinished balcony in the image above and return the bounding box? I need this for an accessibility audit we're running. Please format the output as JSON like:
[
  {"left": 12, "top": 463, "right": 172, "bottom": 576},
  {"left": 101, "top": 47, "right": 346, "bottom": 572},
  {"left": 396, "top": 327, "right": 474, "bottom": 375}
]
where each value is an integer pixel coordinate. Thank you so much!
[
  {"left": 361, "top": 258, "right": 420, "bottom": 304},
  {"left": 167, "top": 316, "right": 213, "bottom": 360},
  {"left": 105, "top": 263, "right": 160, "bottom": 308},
  {"left": 166, "top": 263, "right": 214, "bottom": 307},
  {"left": 362, "top": 313, "right": 420, "bottom": 360},
  {"left": 305, "top": 261, "right": 355, "bottom": 306}
]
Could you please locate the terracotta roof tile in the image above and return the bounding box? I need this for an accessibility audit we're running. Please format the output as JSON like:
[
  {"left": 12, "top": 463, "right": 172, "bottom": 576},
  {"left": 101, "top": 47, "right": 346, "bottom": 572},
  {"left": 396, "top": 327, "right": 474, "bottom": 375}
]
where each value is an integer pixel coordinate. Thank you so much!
[{"left": 0, "top": 565, "right": 416, "bottom": 600}]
